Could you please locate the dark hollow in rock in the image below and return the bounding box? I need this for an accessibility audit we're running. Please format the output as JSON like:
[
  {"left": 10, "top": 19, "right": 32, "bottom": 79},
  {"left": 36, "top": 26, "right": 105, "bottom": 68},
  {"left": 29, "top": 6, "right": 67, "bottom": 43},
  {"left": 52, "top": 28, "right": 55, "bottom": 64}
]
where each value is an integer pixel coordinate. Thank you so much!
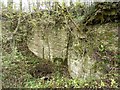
[{"left": 29, "top": 60, "right": 55, "bottom": 78}]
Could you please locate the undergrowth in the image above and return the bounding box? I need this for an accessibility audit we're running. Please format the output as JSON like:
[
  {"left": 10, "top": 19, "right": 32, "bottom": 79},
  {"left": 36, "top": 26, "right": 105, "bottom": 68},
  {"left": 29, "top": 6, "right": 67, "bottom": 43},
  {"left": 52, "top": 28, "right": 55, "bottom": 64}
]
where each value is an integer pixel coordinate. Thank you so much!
[
  {"left": 1, "top": 1, "right": 119, "bottom": 88},
  {"left": 2, "top": 44, "right": 119, "bottom": 88}
]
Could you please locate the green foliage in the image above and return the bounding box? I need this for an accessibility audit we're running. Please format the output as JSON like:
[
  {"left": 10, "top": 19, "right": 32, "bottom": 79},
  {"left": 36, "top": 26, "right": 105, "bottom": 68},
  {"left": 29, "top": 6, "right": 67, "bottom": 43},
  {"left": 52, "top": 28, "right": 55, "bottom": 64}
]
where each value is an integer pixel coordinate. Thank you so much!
[
  {"left": 2, "top": 1, "right": 119, "bottom": 88},
  {"left": 24, "top": 72, "right": 119, "bottom": 88},
  {"left": 83, "top": 2, "right": 120, "bottom": 25}
]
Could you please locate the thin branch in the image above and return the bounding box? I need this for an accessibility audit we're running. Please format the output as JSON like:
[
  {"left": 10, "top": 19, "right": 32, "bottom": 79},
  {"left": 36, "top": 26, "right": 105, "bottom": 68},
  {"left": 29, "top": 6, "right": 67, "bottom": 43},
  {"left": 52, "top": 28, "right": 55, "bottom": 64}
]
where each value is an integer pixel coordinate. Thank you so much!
[
  {"left": 57, "top": 3, "right": 82, "bottom": 33},
  {"left": 13, "top": 16, "right": 21, "bottom": 35}
]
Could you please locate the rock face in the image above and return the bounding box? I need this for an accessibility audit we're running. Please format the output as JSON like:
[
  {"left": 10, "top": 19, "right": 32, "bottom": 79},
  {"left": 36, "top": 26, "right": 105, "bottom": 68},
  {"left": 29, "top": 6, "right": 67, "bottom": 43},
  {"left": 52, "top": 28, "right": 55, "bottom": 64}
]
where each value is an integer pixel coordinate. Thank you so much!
[
  {"left": 68, "top": 53, "right": 101, "bottom": 79},
  {"left": 28, "top": 23, "right": 118, "bottom": 79},
  {"left": 28, "top": 27, "right": 67, "bottom": 61}
]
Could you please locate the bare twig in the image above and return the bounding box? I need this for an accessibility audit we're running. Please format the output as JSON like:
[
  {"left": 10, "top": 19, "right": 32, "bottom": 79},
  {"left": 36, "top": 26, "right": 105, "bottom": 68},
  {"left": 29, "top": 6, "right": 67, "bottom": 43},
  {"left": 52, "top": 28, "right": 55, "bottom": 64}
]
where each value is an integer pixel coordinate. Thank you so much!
[
  {"left": 13, "top": 15, "right": 21, "bottom": 35},
  {"left": 57, "top": 3, "right": 82, "bottom": 33}
]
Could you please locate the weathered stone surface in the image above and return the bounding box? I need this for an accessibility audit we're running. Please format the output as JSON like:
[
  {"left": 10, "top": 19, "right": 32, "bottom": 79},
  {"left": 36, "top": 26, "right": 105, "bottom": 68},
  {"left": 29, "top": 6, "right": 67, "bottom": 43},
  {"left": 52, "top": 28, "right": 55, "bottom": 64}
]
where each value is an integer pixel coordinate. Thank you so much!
[
  {"left": 28, "top": 27, "right": 67, "bottom": 60},
  {"left": 28, "top": 23, "right": 118, "bottom": 79},
  {"left": 68, "top": 53, "right": 101, "bottom": 79},
  {"left": 68, "top": 23, "right": 118, "bottom": 79}
]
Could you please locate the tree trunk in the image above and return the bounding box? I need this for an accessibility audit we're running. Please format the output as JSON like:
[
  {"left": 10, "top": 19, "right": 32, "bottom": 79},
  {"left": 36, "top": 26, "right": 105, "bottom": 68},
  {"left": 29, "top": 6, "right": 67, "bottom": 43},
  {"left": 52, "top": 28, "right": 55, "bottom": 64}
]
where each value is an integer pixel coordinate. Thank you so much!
[
  {"left": 36, "top": 0, "right": 40, "bottom": 10},
  {"left": 27, "top": 0, "right": 31, "bottom": 12},
  {"left": 64, "top": 28, "right": 72, "bottom": 66},
  {"left": 20, "top": 0, "right": 22, "bottom": 11},
  {"left": 7, "top": 0, "right": 13, "bottom": 10}
]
